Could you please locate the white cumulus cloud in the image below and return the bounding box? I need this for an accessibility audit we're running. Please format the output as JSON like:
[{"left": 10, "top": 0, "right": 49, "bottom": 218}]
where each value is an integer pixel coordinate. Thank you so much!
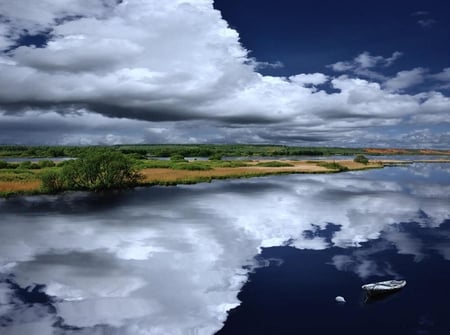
[{"left": 0, "top": 0, "right": 448, "bottom": 146}]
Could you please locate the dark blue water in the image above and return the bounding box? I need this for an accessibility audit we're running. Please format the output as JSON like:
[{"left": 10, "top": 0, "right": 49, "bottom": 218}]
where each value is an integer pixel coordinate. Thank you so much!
[
  {"left": 218, "top": 222, "right": 450, "bottom": 335},
  {"left": 0, "top": 163, "right": 449, "bottom": 334}
]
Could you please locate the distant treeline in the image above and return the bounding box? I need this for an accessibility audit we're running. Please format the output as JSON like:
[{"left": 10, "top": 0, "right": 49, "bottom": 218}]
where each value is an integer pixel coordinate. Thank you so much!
[
  {"left": 0, "top": 144, "right": 448, "bottom": 159},
  {"left": 117, "top": 145, "right": 366, "bottom": 157},
  {"left": 0, "top": 145, "right": 90, "bottom": 158}
]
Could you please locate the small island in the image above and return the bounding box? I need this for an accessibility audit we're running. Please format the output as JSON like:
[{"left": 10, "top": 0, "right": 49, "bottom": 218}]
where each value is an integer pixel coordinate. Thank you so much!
[{"left": 1, "top": 144, "right": 449, "bottom": 197}]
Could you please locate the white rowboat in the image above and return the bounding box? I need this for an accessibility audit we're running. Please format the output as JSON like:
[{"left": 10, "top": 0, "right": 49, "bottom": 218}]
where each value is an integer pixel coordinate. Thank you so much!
[{"left": 362, "top": 280, "right": 406, "bottom": 296}]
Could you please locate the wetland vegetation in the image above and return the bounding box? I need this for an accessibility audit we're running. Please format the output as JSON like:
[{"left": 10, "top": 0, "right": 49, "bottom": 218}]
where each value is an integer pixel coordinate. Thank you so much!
[{"left": 0, "top": 145, "right": 449, "bottom": 197}]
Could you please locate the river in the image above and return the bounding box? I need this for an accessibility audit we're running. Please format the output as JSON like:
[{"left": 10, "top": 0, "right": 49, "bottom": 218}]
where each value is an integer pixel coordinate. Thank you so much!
[{"left": 0, "top": 163, "right": 449, "bottom": 334}]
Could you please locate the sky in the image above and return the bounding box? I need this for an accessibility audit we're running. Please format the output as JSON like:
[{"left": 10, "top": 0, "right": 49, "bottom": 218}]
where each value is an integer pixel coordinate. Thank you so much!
[{"left": 0, "top": 0, "right": 449, "bottom": 147}]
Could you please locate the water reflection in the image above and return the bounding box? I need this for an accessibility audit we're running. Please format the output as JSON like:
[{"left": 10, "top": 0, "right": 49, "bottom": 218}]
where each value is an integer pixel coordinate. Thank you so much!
[
  {"left": 0, "top": 164, "right": 449, "bottom": 334},
  {"left": 363, "top": 290, "right": 403, "bottom": 304}
]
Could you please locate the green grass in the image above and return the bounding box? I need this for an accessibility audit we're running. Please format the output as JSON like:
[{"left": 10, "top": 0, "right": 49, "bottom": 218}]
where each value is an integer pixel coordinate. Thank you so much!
[
  {"left": 255, "top": 161, "right": 294, "bottom": 167},
  {"left": 0, "top": 169, "right": 39, "bottom": 181},
  {"left": 140, "top": 169, "right": 336, "bottom": 188},
  {"left": 316, "top": 161, "right": 349, "bottom": 171},
  {"left": 137, "top": 160, "right": 173, "bottom": 169},
  {"left": 137, "top": 159, "right": 249, "bottom": 170},
  {"left": 172, "top": 163, "right": 212, "bottom": 171}
]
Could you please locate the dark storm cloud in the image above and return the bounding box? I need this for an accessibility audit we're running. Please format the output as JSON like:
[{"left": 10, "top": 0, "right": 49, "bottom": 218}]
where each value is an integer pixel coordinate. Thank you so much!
[
  {"left": 88, "top": 103, "right": 204, "bottom": 122},
  {"left": 258, "top": 133, "right": 331, "bottom": 143},
  {"left": 217, "top": 114, "right": 288, "bottom": 124},
  {"left": 315, "top": 109, "right": 378, "bottom": 120}
]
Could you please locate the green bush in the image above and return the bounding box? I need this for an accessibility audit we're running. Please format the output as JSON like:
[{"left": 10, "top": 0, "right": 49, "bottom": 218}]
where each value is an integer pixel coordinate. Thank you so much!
[
  {"left": 56, "top": 160, "right": 71, "bottom": 167},
  {"left": 128, "top": 153, "right": 147, "bottom": 160},
  {"left": 61, "top": 150, "right": 142, "bottom": 191},
  {"left": 170, "top": 154, "right": 186, "bottom": 162},
  {"left": 0, "top": 160, "right": 7, "bottom": 169},
  {"left": 317, "top": 161, "right": 349, "bottom": 171},
  {"left": 41, "top": 170, "right": 66, "bottom": 193},
  {"left": 354, "top": 154, "right": 369, "bottom": 164},
  {"left": 39, "top": 160, "right": 56, "bottom": 168},
  {"left": 18, "top": 161, "right": 32, "bottom": 169},
  {"left": 208, "top": 153, "right": 223, "bottom": 161}
]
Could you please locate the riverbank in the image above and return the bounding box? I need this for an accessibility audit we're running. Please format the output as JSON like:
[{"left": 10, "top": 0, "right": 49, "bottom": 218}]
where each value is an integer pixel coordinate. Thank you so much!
[
  {"left": 1, "top": 159, "right": 449, "bottom": 197},
  {"left": 139, "top": 159, "right": 381, "bottom": 185}
]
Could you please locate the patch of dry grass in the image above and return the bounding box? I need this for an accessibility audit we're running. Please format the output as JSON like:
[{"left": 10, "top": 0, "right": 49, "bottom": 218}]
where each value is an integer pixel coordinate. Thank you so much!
[
  {"left": 140, "top": 161, "right": 334, "bottom": 184},
  {"left": 138, "top": 159, "right": 390, "bottom": 185},
  {"left": 0, "top": 169, "right": 42, "bottom": 195},
  {"left": 0, "top": 180, "right": 41, "bottom": 193}
]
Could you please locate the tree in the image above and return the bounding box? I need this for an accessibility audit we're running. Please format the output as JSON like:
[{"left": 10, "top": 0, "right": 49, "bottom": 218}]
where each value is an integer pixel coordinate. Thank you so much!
[
  {"left": 354, "top": 154, "right": 369, "bottom": 164},
  {"left": 47, "top": 147, "right": 65, "bottom": 157},
  {"left": 62, "top": 150, "right": 142, "bottom": 191}
]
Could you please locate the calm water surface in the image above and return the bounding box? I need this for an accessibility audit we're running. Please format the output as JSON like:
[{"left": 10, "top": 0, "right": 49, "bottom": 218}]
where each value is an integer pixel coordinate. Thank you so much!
[{"left": 0, "top": 164, "right": 449, "bottom": 334}]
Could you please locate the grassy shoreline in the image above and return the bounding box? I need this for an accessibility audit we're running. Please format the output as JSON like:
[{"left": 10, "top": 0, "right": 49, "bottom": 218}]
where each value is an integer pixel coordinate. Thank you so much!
[{"left": 1, "top": 158, "right": 449, "bottom": 198}]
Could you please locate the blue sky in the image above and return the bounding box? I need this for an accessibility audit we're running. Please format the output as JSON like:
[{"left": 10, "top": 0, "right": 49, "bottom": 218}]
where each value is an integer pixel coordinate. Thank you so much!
[
  {"left": 0, "top": 0, "right": 449, "bottom": 147},
  {"left": 215, "top": 0, "right": 450, "bottom": 77}
]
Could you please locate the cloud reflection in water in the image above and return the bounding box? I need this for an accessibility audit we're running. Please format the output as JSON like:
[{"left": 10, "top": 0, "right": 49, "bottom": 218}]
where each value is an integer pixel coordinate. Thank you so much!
[{"left": 0, "top": 164, "right": 449, "bottom": 334}]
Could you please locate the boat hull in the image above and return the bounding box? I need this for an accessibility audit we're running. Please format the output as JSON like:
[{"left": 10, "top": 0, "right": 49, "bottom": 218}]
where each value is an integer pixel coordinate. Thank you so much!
[{"left": 362, "top": 280, "right": 406, "bottom": 296}]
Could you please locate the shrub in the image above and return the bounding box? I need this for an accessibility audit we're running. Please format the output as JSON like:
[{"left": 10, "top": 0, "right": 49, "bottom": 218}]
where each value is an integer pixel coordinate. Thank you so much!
[
  {"left": 354, "top": 154, "right": 369, "bottom": 164},
  {"left": 39, "top": 160, "right": 56, "bottom": 168},
  {"left": 0, "top": 160, "right": 7, "bottom": 169},
  {"left": 170, "top": 154, "right": 186, "bottom": 162},
  {"left": 41, "top": 170, "right": 66, "bottom": 193},
  {"left": 56, "top": 160, "right": 71, "bottom": 167},
  {"left": 208, "top": 153, "right": 223, "bottom": 161},
  {"left": 62, "top": 150, "right": 142, "bottom": 191},
  {"left": 126, "top": 153, "right": 147, "bottom": 160},
  {"left": 18, "top": 161, "right": 32, "bottom": 169},
  {"left": 317, "top": 161, "right": 349, "bottom": 171}
]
